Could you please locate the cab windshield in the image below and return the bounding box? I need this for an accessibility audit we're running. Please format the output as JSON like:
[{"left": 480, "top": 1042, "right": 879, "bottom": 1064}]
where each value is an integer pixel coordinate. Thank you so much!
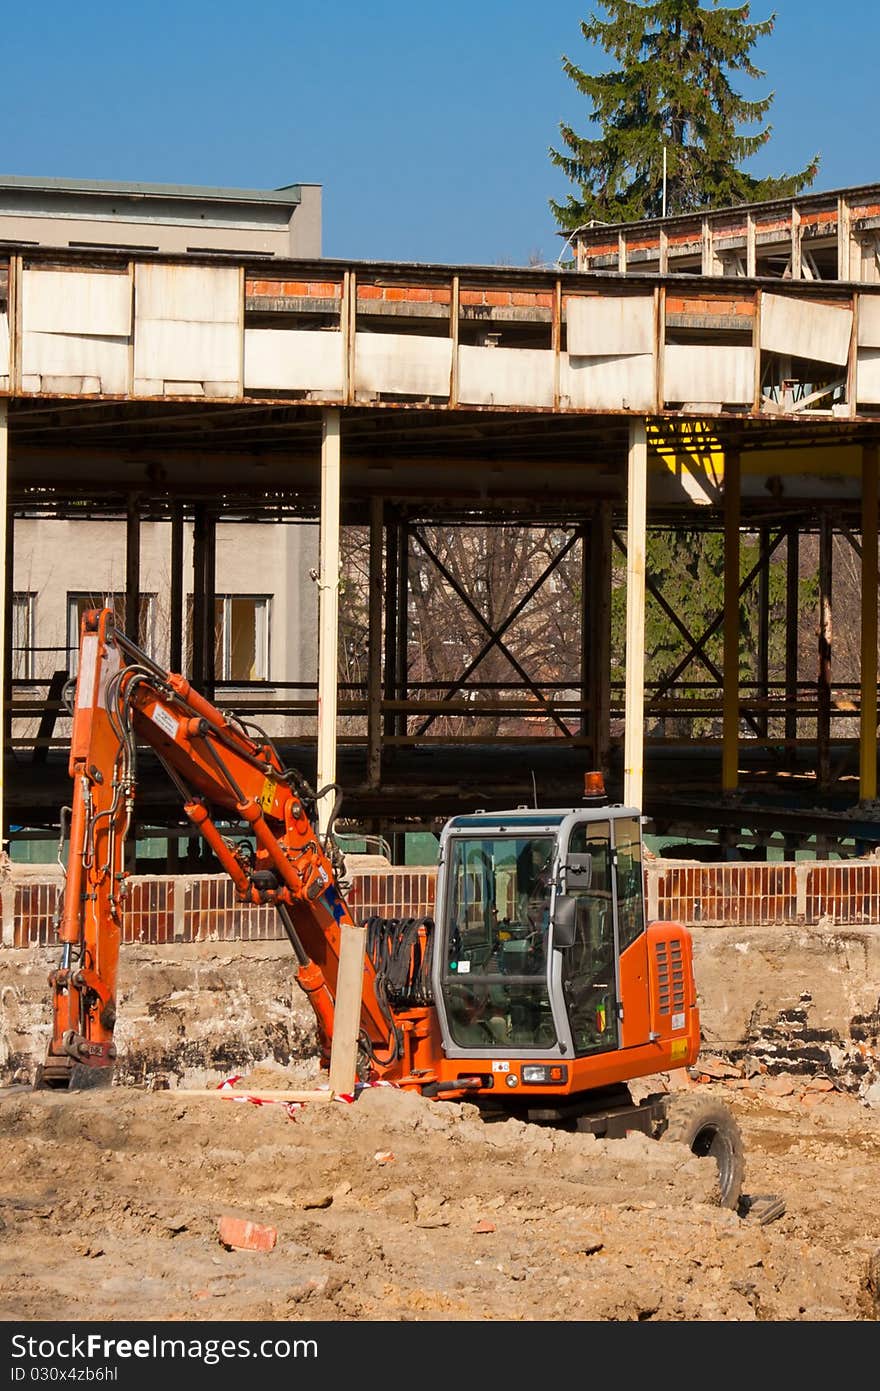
[{"left": 442, "top": 835, "right": 557, "bottom": 1050}]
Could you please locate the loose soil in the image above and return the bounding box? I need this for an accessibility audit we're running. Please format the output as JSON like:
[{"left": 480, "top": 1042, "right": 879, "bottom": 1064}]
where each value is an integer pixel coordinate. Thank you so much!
[{"left": 1, "top": 1066, "right": 879, "bottom": 1323}]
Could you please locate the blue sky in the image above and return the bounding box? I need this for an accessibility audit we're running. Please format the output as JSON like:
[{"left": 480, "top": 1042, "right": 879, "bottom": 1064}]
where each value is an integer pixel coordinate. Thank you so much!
[{"left": 2, "top": 1, "right": 876, "bottom": 267}]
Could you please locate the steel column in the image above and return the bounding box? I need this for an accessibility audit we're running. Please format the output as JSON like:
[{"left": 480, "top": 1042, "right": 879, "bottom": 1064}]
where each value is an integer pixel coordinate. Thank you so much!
[
  {"left": 818, "top": 513, "right": 833, "bottom": 791},
  {"left": 191, "top": 505, "right": 207, "bottom": 689},
  {"left": 861, "top": 447, "right": 878, "bottom": 802},
  {"left": 722, "top": 451, "right": 741, "bottom": 794},
  {"left": 757, "top": 523, "right": 770, "bottom": 740},
  {"left": 367, "top": 495, "right": 384, "bottom": 789},
  {"left": 394, "top": 519, "right": 409, "bottom": 738},
  {"left": 203, "top": 510, "right": 216, "bottom": 701},
  {"left": 588, "top": 504, "right": 612, "bottom": 772},
  {"left": 383, "top": 507, "right": 398, "bottom": 740},
  {"left": 125, "top": 495, "right": 141, "bottom": 647},
  {"left": 785, "top": 524, "right": 800, "bottom": 766},
  {"left": 623, "top": 418, "right": 647, "bottom": 809},
  {"left": 169, "top": 502, "right": 184, "bottom": 673},
  {"left": 316, "top": 408, "right": 341, "bottom": 837}
]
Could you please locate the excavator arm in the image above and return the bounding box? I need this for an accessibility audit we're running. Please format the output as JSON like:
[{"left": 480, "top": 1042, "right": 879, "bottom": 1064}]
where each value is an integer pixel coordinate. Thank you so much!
[{"left": 40, "top": 607, "right": 404, "bottom": 1089}]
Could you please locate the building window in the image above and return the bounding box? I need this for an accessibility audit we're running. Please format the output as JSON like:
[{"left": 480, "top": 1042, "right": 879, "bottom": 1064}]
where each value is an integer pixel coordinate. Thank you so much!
[
  {"left": 67, "top": 593, "right": 156, "bottom": 673},
  {"left": 215, "top": 595, "right": 269, "bottom": 681},
  {"left": 12, "top": 592, "right": 36, "bottom": 679},
  {"left": 185, "top": 595, "right": 270, "bottom": 682}
]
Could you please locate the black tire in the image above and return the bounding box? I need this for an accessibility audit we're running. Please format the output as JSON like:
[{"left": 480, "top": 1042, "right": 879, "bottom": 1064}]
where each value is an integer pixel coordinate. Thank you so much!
[{"left": 658, "top": 1092, "right": 745, "bottom": 1210}]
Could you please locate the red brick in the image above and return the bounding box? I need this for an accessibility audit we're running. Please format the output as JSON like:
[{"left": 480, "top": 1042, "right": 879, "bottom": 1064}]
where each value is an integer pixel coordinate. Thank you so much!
[
  {"left": 357, "top": 285, "right": 382, "bottom": 299},
  {"left": 218, "top": 1216, "right": 277, "bottom": 1252}
]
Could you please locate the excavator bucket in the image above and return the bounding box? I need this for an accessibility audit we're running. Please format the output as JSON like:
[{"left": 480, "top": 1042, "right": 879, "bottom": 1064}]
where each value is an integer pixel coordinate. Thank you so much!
[{"left": 33, "top": 1056, "right": 115, "bottom": 1091}]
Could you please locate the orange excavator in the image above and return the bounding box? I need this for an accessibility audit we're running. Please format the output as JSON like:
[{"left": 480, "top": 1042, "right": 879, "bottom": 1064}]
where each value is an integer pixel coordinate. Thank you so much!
[{"left": 38, "top": 607, "right": 745, "bottom": 1207}]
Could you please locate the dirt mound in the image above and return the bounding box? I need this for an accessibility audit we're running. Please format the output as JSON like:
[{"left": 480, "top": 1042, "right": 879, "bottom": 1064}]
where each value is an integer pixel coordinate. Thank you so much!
[{"left": 1, "top": 1076, "right": 879, "bottom": 1322}]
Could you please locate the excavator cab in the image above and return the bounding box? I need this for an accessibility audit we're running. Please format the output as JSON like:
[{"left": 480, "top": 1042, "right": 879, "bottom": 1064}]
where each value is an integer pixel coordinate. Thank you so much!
[{"left": 432, "top": 804, "right": 651, "bottom": 1065}]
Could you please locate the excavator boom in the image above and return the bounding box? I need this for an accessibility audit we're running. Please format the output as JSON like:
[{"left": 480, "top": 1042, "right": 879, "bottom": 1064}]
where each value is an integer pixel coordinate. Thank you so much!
[{"left": 40, "top": 607, "right": 404, "bottom": 1088}]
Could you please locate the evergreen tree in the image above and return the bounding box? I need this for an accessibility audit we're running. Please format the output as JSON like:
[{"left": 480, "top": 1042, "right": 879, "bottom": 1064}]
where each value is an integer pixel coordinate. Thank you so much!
[{"left": 550, "top": 1, "right": 819, "bottom": 228}]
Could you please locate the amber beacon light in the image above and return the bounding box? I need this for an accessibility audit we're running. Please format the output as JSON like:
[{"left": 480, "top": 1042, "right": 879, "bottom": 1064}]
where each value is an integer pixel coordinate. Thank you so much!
[{"left": 583, "top": 770, "right": 606, "bottom": 800}]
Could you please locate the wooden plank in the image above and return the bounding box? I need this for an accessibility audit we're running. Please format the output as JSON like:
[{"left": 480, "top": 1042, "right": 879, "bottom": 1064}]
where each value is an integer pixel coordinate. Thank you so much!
[
  {"left": 169, "top": 1088, "right": 338, "bottom": 1103},
  {"left": 327, "top": 923, "right": 368, "bottom": 1097}
]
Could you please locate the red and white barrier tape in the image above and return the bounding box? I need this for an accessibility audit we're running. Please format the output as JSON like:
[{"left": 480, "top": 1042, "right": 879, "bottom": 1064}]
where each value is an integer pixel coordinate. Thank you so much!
[
  {"left": 215, "top": 1074, "right": 399, "bottom": 1116},
  {"left": 216, "top": 1075, "right": 303, "bottom": 1118}
]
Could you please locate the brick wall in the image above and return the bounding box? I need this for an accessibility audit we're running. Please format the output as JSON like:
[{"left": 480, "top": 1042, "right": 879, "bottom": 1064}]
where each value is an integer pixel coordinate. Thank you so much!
[
  {"left": 7, "top": 867, "right": 439, "bottom": 948},
  {"left": 7, "top": 859, "right": 880, "bottom": 949}
]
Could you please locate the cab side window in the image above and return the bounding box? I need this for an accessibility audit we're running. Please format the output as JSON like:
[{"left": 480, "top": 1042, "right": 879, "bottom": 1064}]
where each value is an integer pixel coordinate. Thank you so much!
[
  {"left": 565, "top": 821, "right": 613, "bottom": 969},
  {"left": 562, "top": 820, "right": 616, "bottom": 1052},
  {"left": 613, "top": 816, "right": 645, "bottom": 950}
]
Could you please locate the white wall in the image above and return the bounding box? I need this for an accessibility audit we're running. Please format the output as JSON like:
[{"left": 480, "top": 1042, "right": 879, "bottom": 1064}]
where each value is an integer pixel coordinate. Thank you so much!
[{"left": 13, "top": 517, "right": 319, "bottom": 689}]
